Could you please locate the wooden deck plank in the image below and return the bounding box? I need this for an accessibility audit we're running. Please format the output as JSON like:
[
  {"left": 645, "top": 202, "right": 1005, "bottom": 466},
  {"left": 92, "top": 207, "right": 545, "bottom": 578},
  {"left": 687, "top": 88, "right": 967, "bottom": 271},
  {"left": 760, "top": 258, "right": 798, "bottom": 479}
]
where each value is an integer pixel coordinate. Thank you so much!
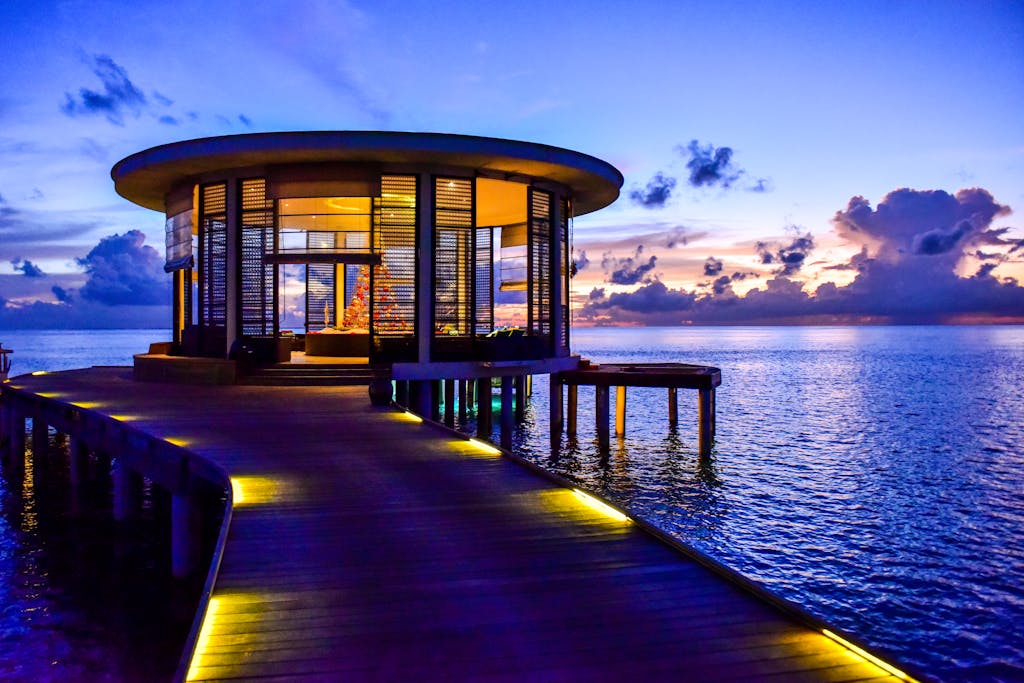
[{"left": 1, "top": 368, "right": 913, "bottom": 682}]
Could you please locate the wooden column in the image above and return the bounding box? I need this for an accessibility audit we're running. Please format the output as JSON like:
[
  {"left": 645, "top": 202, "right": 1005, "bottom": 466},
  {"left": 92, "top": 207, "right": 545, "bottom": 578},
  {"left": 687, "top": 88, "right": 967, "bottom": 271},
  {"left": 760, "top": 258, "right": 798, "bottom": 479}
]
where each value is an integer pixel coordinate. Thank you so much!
[
  {"left": 698, "top": 388, "right": 714, "bottom": 458},
  {"left": 500, "top": 376, "right": 514, "bottom": 450},
  {"left": 596, "top": 385, "right": 610, "bottom": 453},
  {"left": 711, "top": 388, "right": 717, "bottom": 438},
  {"left": 668, "top": 388, "right": 678, "bottom": 429},
  {"left": 615, "top": 386, "right": 627, "bottom": 437},
  {"left": 476, "top": 378, "right": 492, "bottom": 440},
  {"left": 443, "top": 379, "right": 456, "bottom": 428},
  {"left": 412, "top": 380, "right": 432, "bottom": 419},
  {"left": 457, "top": 380, "right": 468, "bottom": 422},
  {"left": 112, "top": 458, "right": 141, "bottom": 521},
  {"left": 514, "top": 375, "right": 527, "bottom": 422},
  {"left": 566, "top": 384, "right": 578, "bottom": 437},
  {"left": 172, "top": 491, "right": 201, "bottom": 579}
]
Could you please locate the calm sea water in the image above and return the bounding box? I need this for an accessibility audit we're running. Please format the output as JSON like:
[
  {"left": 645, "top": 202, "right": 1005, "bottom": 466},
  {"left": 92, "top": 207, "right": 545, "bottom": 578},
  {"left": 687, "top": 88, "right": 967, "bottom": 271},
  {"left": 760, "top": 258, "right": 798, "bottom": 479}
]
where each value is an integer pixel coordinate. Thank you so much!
[{"left": 1, "top": 326, "right": 1022, "bottom": 682}]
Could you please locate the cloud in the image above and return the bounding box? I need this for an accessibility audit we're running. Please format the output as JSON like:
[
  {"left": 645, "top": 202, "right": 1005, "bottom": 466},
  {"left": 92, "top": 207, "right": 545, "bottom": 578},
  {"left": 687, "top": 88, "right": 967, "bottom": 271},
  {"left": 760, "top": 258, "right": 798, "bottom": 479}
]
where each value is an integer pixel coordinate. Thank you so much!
[
  {"left": 52, "top": 285, "right": 73, "bottom": 303},
  {"left": 602, "top": 246, "right": 658, "bottom": 285},
  {"left": 755, "top": 230, "right": 816, "bottom": 276},
  {"left": 158, "top": 115, "right": 179, "bottom": 125},
  {"left": 60, "top": 54, "right": 147, "bottom": 126},
  {"left": 572, "top": 249, "right": 590, "bottom": 275},
  {"left": 11, "top": 258, "right": 45, "bottom": 277},
  {"left": 678, "top": 140, "right": 743, "bottom": 189},
  {"left": 580, "top": 186, "right": 1024, "bottom": 325},
  {"left": 238, "top": 114, "right": 253, "bottom": 127},
  {"left": 629, "top": 172, "right": 677, "bottom": 209},
  {"left": 77, "top": 230, "right": 168, "bottom": 305},
  {"left": 703, "top": 256, "right": 724, "bottom": 277}
]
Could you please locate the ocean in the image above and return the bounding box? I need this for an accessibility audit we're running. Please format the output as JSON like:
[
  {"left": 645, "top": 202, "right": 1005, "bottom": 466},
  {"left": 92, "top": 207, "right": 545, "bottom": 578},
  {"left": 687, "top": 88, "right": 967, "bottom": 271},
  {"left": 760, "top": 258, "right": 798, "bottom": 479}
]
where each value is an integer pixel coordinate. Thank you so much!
[{"left": 1, "top": 326, "right": 1022, "bottom": 682}]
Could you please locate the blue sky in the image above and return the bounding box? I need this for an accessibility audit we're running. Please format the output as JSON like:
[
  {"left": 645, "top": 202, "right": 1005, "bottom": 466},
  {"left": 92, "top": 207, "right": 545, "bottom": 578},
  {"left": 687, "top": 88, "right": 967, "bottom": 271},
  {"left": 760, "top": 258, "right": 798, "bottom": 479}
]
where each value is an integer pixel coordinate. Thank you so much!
[{"left": 1, "top": 0, "right": 1022, "bottom": 327}]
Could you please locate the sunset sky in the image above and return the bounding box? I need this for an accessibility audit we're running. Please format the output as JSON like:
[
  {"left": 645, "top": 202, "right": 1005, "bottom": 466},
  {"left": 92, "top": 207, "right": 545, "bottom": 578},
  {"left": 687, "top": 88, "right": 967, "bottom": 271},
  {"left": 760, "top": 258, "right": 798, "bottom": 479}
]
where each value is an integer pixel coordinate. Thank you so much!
[{"left": 1, "top": 0, "right": 1022, "bottom": 327}]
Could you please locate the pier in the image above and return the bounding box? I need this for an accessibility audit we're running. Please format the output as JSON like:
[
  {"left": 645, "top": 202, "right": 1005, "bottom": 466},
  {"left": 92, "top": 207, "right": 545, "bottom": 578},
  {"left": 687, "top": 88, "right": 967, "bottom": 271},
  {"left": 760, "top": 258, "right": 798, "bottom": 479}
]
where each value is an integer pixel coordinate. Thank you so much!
[{"left": 0, "top": 367, "right": 914, "bottom": 682}]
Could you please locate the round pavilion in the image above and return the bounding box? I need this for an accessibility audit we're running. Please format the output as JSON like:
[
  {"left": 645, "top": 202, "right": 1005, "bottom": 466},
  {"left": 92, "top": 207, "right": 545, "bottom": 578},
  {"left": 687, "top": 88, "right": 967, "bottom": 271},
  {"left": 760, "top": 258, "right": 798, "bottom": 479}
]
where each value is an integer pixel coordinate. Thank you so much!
[{"left": 112, "top": 131, "right": 622, "bottom": 376}]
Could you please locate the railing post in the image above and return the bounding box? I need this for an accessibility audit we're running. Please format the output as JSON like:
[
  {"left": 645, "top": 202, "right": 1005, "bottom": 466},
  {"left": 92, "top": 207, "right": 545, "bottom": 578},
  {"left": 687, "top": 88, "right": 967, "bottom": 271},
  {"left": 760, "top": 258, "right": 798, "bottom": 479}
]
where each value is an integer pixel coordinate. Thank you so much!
[
  {"left": 514, "top": 375, "right": 527, "bottom": 422},
  {"left": 443, "top": 379, "right": 455, "bottom": 428},
  {"left": 476, "top": 378, "right": 492, "bottom": 440},
  {"left": 668, "top": 388, "right": 678, "bottom": 429},
  {"left": 500, "top": 376, "right": 514, "bottom": 450},
  {"left": 596, "top": 385, "right": 610, "bottom": 453},
  {"left": 458, "top": 380, "right": 468, "bottom": 422}
]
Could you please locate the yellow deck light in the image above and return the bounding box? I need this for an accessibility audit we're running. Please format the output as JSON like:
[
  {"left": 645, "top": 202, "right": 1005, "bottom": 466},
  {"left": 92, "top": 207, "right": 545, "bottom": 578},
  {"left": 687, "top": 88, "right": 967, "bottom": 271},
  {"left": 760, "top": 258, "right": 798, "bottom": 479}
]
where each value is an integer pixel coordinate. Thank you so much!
[
  {"left": 468, "top": 438, "right": 502, "bottom": 455},
  {"left": 186, "top": 597, "right": 221, "bottom": 681},
  {"left": 572, "top": 489, "right": 631, "bottom": 523},
  {"left": 822, "top": 629, "right": 914, "bottom": 680},
  {"left": 30, "top": 371, "right": 47, "bottom": 376}
]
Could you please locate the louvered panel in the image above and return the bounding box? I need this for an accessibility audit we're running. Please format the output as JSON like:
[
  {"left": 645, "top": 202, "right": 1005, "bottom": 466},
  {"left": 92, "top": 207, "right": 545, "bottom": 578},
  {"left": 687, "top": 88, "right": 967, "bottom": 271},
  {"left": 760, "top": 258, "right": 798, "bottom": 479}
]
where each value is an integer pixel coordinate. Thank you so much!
[
  {"left": 240, "top": 178, "right": 276, "bottom": 336},
  {"left": 199, "top": 183, "right": 227, "bottom": 329},
  {"left": 434, "top": 177, "right": 473, "bottom": 337},
  {"left": 528, "top": 188, "right": 552, "bottom": 339},
  {"left": 560, "top": 197, "right": 570, "bottom": 351},
  {"left": 374, "top": 175, "right": 417, "bottom": 336}
]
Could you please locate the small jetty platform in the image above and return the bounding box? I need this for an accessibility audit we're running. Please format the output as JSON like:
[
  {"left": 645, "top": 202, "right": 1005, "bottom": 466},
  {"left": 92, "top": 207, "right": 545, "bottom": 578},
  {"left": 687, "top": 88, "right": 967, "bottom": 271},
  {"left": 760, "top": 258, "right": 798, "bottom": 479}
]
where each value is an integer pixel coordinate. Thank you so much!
[
  {"left": 1, "top": 368, "right": 913, "bottom": 682},
  {"left": 554, "top": 362, "right": 722, "bottom": 455}
]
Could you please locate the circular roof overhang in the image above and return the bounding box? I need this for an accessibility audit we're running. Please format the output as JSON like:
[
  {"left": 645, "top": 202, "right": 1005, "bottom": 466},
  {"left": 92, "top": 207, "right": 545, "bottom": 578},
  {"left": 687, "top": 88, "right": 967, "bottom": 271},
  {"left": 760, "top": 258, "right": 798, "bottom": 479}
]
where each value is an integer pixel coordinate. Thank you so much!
[{"left": 111, "top": 131, "right": 623, "bottom": 215}]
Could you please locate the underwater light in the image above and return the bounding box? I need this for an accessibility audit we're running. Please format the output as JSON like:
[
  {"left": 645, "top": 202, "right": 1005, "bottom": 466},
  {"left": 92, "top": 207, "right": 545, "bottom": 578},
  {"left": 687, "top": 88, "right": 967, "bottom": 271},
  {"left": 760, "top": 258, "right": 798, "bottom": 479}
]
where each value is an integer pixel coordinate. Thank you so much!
[
  {"left": 822, "top": 629, "right": 913, "bottom": 680},
  {"left": 572, "top": 489, "right": 631, "bottom": 523}
]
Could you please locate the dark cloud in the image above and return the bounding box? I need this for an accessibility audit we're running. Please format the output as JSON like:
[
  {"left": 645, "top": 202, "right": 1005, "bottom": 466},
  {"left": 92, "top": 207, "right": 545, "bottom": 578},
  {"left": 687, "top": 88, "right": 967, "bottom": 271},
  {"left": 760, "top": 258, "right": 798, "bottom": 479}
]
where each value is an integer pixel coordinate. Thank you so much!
[
  {"left": 912, "top": 220, "right": 971, "bottom": 255},
  {"left": 703, "top": 256, "right": 724, "bottom": 277},
  {"left": 571, "top": 249, "right": 590, "bottom": 276},
  {"left": 61, "top": 54, "right": 147, "bottom": 126},
  {"left": 239, "top": 114, "right": 253, "bottom": 127},
  {"left": 679, "top": 140, "right": 743, "bottom": 189},
  {"left": 749, "top": 178, "right": 773, "bottom": 193},
  {"left": 77, "top": 230, "right": 168, "bottom": 306},
  {"left": 602, "top": 246, "right": 658, "bottom": 285},
  {"left": 0, "top": 193, "right": 103, "bottom": 246},
  {"left": 11, "top": 258, "right": 45, "bottom": 277},
  {"left": 665, "top": 227, "right": 691, "bottom": 248},
  {"left": 629, "top": 172, "right": 677, "bottom": 209},
  {"left": 158, "top": 115, "right": 179, "bottom": 126},
  {"left": 755, "top": 231, "right": 815, "bottom": 276},
  {"left": 52, "top": 285, "right": 72, "bottom": 303}
]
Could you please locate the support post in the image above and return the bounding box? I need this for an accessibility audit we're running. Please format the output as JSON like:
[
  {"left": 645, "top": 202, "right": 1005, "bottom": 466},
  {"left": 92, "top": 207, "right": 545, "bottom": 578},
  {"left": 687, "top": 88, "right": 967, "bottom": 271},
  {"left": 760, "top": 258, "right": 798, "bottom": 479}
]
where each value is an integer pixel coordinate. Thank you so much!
[
  {"left": 32, "top": 416, "right": 48, "bottom": 462},
  {"left": 615, "top": 385, "right": 627, "bottom": 437},
  {"left": 596, "top": 385, "right": 610, "bottom": 453},
  {"left": 4, "top": 406, "right": 25, "bottom": 470},
  {"left": 668, "top": 388, "right": 678, "bottom": 429},
  {"left": 698, "top": 388, "right": 714, "bottom": 458},
  {"left": 443, "top": 379, "right": 455, "bottom": 428},
  {"left": 476, "top": 378, "right": 492, "bottom": 440},
  {"left": 172, "top": 491, "right": 201, "bottom": 579},
  {"left": 68, "top": 436, "right": 88, "bottom": 487},
  {"left": 566, "top": 384, "right": 578, "bottom": 437},
  {"left": 500, "top": 376, "right": 514, "bottom": 450},
  {"left": 549, "top": 374, "right": 563, "bottom": 440},
  {"left": 514, "top": 375, "right": 527, "bottom": 422},
  {"left": 711, "top": 388, "right": 717, "bottom": 438},
  {"left": 458, "top": 380, "right": 468, "bottom": 422},
  {"left": 112, "top": 459, "right": 141, "bottom": 521}
]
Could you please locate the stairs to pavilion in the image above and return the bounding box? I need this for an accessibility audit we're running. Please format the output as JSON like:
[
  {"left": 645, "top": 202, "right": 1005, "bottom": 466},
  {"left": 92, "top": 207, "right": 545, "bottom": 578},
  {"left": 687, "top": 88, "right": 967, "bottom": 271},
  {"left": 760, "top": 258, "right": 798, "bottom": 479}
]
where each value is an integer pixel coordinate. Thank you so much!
[{"left": 238, "top": 363, "right": 377, "bottom": 386}]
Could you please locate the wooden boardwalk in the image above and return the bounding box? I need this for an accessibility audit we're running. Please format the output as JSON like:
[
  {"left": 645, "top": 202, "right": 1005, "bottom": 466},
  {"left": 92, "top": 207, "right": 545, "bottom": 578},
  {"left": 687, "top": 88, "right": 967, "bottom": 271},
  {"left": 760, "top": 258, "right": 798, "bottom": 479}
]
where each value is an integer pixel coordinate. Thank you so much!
[{"left": 2, "top": 368, "right": 911, "bottom": 682}]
